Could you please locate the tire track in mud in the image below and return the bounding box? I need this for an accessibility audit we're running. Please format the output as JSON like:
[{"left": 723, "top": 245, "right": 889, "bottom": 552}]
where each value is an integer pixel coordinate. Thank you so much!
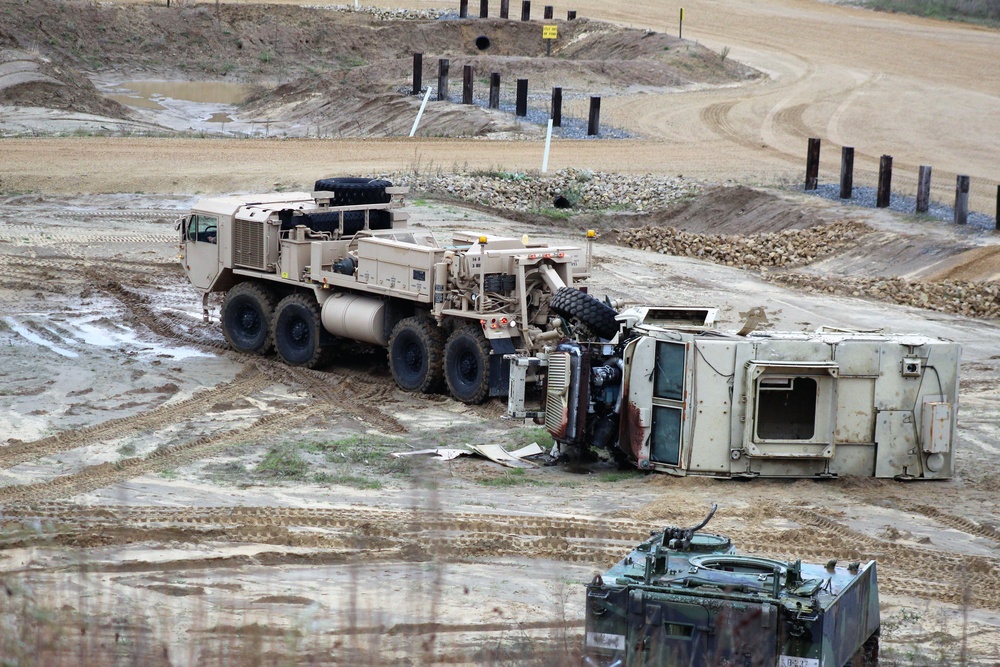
[
  {"left": 0, "top": 228, "right": 176, "bottom": 245},
  {"left": 2, "top": 503, "right": 649, "bottom": 542},
  {"left": 101, "top": 277, "right": 407, "bottom": 433},
  {"left": 8, "top": 501, "right": 1000, "bottom": 610},
  {"left": 0, "top": 404, "right": 325, "bottom": 503},
  {"left": 0, "top": 367, "right": 270, "bottom": 469},
  {"left": 895, "top": 502, "right": 1000, "bottom": 545},
  {"left": 729, "top": 507, "right": 1000, "bottom": 611}
]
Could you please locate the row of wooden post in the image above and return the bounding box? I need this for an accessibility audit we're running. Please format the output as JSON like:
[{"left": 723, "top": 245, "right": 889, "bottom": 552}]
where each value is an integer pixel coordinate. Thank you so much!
[
  {"left": 458, "top": 0, "right": 576, "bottom": 20},
  {"left": 805, "top": 138, "right": 999, "bottom": 230},
  {"left": 413, "top": 53, "right": 602, "bottom": 135}
]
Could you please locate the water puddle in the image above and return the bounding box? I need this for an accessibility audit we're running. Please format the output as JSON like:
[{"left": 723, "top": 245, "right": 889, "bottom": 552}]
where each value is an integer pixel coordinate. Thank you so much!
[
  {"left": 106, "top": 80, "right": 252, "bottom": 109},
  {"left": 98, "top": 78, "right": 266, "bottom": 135}
]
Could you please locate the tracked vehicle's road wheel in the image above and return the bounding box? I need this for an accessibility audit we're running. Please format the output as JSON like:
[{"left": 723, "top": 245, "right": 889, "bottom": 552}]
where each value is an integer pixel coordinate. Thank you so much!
[
  {"left": 444, "top": 326, "right": 491, "bottom": 404},
  {"left": 221, "top": 282, "right": 277, "bottom": 355},
  {"left": 550, "top": 287, "right": 620, "bottom": 340},
  {"left": 389, "top": 316, "right": 444, "bottom": 393},
  {"left": 273, "top": 293, "right": 328, "bottom": 369},
  {"left": 313, "top": 177, "right": 392, "bottom": 206}
]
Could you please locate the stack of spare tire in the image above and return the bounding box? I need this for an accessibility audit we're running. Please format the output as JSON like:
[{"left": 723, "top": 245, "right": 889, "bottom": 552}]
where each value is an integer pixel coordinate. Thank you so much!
[{"left": 288, "top": 177, "right": 395, "bottom": 235}]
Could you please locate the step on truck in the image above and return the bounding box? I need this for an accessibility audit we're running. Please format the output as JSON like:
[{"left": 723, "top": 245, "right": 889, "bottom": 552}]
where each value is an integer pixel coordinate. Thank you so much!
[{"left": 178, "top": 177, "right": 619, "bottom": 403}]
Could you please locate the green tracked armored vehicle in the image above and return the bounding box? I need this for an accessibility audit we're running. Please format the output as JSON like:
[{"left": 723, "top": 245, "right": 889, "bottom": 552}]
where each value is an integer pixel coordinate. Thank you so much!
[{"left": 584, "top": 506, "right": 880, "bottom": 667}]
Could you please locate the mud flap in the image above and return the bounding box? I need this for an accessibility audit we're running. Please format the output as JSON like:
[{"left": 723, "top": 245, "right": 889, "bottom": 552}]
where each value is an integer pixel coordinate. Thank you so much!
[{"left": 489, "top": 337, "right": 516, "bottom": 397}]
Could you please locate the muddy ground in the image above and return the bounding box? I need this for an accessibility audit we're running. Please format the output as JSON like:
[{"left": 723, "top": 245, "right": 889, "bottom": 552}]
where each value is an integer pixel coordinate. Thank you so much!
[{"left": 1, "top": 185, "right": 1000, "bottom": 665}]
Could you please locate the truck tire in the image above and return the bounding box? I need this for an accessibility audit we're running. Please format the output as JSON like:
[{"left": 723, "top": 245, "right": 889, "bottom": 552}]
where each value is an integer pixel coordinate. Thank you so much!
[
  {"left": 313, "top": 177, "right": 392, "bottom": 206},
  {"left": 389, "top": 316, "right": 444, "bottom": 393},
  {"left": 550, "top": 287, "right": 620, "bottom": 340},
  {"left": 444, "top": 326, "right": 491, "bottom": 404},
  {"left": 221, "top": 281, "right": 277, "bottom": 355},
  {"left": 273, "top": 293, "right": 327, "bottom": 369}
]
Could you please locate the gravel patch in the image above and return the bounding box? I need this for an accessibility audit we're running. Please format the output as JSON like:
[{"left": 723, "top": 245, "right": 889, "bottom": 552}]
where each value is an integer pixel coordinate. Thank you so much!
[
  {"left": 380, "top": 168, "right": 697, "bottom": 212},
  {"left": 804, "top": 184, "right": 997, "bottom": 230}
]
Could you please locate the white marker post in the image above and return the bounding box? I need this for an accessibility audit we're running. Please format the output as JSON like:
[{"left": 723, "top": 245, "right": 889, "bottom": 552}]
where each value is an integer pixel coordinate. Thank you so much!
[
  {"left": 541, "top": 118, "right": 553, "bottom": 172},
  {"left": 409, "top": 87, "right": 434, "bottom": 138}
]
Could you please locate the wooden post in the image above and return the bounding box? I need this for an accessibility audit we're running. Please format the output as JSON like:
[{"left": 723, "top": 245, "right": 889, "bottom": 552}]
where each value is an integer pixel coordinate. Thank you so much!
[
  {"left": 489, "top": 72, "right": 500, "bottom": 109},
  {"left": 437, "top": 59, "right": 450, "bottom": 101},
  {"left": 996, "top": 185, "right": 1000, "bottom": 232},
  {"left": 567, "top": 10, "right": 576, "bottom": 19},
  {"left": 804, "top": 137, "right": 820, "bottom": 190},
  {"left": 679, "top": 7, "right": 684, "bottom": 40},
  {"left": 544, "top": 4, "right": 553, "bottom": 18},
  {"left": 839, "top": 146, "right": 854, "bottom": 199},
  {"left": 954, "top": 175, "right": 970, "bottom": 225},
  {"left": 463, "top": 65, "right": 474, "bottom": 104},
  {"left": 521, "top": 0, "right": 530, "bottom": 21},
  {"left": 916, "top": 165, "right": 932, "bottom": 214},
  {"left": 551, "top": 86, "right": 562, "bottom": 127},
  {"left": 480, "top": 0, "right": 489, "bottom": 17},
  {"left": 412, "top": 53, "right": 423, "bottom": 95},
  {"left": 500, "top": 0, "right": 509, "bottom": 18},
  {"left": 876, "top": 155, "right": 893, "bottom": 208},
  {"left": 516, "top": 78, "right": 528, "bottom": 116},
  {"left": 460, "top": 0, "right": 469, "bottom": 17},
  {"left": 587, "top": 96, "right": 601, "bottom": 136}
]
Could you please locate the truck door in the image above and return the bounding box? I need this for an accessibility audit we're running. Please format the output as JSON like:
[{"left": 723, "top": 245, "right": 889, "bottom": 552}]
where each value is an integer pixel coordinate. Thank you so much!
[{"left": 182, "top": 213, "right": 221, "bottom": 291}]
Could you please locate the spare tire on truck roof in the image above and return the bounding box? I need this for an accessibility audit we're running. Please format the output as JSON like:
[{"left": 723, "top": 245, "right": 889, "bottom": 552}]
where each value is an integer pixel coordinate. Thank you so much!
[{"left": 313, "top": 177, "right": 393, "bottom": 206}]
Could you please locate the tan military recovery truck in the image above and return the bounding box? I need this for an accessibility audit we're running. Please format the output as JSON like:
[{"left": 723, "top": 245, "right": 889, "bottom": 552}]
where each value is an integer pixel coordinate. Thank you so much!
[{"left": 178, "top": 178, "right": 619, "bottom": 403}]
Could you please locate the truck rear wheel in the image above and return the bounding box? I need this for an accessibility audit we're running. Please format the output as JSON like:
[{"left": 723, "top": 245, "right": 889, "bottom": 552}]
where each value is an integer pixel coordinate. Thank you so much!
[
  {"left": 550, "top": 287, "right": 620, "bottom": 340},
  {"left": 444, "top": 326, "right": 491, "bottom": 404},
  {"left": 389, "top": 316, "right": 444, "bottom": 393},
  {"left": 221, "top": 282, "right": 277, "bottom": 355},
  {"left": 273, "top": 293, "right": 327, "bottom": 369}
]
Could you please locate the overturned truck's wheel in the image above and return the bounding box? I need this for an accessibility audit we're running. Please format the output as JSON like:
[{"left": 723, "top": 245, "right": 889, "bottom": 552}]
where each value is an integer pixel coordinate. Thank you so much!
[
  {"left": 221, "top": 281, "right": 277, "bottom": 355},
  {"left": 444, "top": 326, "right": 491, "bottom": 404},
  {"left": 313, "top": 177, "right": 392, "bottom": 206},
  {"left": 550, "top": 287, "right": 620, "bottom": 340},
  {"left": 389, "top": 316, "right": 444, "bottom": 393},
  {"left": 273, "top": 293, "right": 327, "bottom": 369}
]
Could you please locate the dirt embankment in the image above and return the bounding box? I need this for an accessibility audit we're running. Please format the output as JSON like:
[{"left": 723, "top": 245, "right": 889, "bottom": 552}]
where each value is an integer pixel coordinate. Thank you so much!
[
  {"left": 0, "top": 48, "right": 129, "bottom": 118},
  {"left": 0, "top": 0, "right": 757, "bottom": 137}
]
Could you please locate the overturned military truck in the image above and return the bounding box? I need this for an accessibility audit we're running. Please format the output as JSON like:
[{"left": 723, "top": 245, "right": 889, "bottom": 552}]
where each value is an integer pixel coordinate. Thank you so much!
[
  {"left": 584, "top": 505, "right": 881, "bottom": 666},
  {"left": 507, "top": 306, "right": 960, "bottom": 479}
]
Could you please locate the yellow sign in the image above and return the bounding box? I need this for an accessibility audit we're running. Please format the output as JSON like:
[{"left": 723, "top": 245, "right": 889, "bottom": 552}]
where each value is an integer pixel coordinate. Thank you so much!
[{"left": 542, "top": 25, "right": 558, "bottom": 39}]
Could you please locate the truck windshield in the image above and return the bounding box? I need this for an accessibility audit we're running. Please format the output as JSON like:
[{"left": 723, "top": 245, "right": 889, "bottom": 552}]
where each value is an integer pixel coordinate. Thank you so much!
[{"left": 186, "top": 214, "right": 219, "bottom": 244}]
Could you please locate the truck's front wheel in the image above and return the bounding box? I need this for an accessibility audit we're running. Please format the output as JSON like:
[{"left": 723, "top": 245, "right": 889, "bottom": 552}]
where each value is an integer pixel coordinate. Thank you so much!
[
  {"left": 221, "top": 282, "right": 277, "bottom": 355},
  {"left": 273, "top": 293, "right": 327, "bottom": 369},
  {"left": 388, "top": 316, "right": 444, "bottom": 393},
  {"left": 444, "top": 327, "right": 491, "bottom": 404}
]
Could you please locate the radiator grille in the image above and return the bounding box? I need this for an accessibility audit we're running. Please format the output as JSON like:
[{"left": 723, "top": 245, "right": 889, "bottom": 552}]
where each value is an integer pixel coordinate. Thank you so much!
[
  {"left": 234, "top": 219, "right": 265, "bottom": 269},
  {"left": 544, "top": 352, "right": 571, "bottom": 437}
]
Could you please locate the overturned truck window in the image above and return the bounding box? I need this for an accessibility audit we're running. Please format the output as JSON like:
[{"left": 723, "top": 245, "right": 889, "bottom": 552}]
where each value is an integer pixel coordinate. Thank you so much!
[{"left": 755, "top": 376, "right": 817, "bottom": 440}]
